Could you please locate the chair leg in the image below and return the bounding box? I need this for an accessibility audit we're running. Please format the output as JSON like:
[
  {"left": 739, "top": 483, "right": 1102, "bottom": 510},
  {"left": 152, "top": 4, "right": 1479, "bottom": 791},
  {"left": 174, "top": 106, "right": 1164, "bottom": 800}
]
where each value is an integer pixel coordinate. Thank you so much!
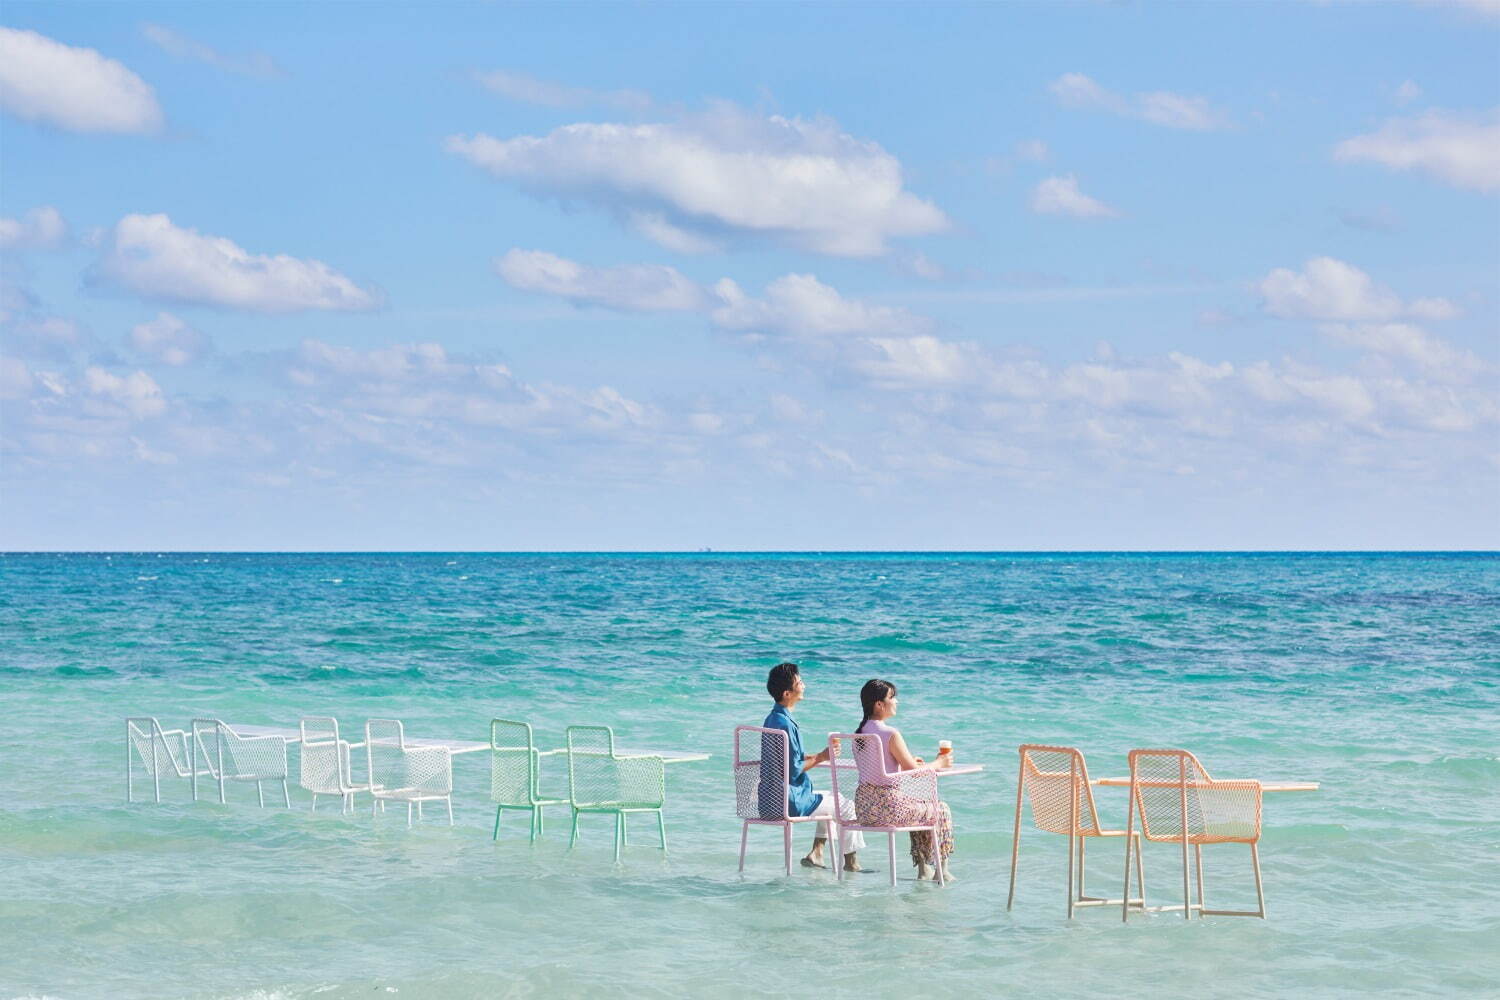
[
  {"left": 1007, "top": 758, "right": 1024, "bottom": 911},
  {"left": 1134, "top": 834, "right": 1146, "bottom": 905},
  {"left": 446, "top": 798, "right": 453, "bottom": 826},
  {"left": 494, "top": 805, "right": 503, "bottom": 840},
  {"left": 538, "top": 806, "right": 545, "bottom": 837},
  {"left": 418, "top": 800, "right": 424, "bottom": 822},
  {"left": 311, "top": 794, "right": 318, "bottom": 812},
  {"left": 739, "top": 821, "right": 749, "bottom": 873},
  {"left": 407, "top": 802, "right": 413, "bottom": 827},
  {"left": 1121, "top": 790, "right": 1135, "bottom": 923},
  {"left": 783, "top": 823, "right": 792, "bottom": 875},
  {"left": 1066, "top": 828, "right": 1076, "bottom": 919},
  {"left": 257, "top": 780, "right": 265, "bottom": 808},
  {"left": 614, "top": 814, "right": 623, "bottom": 863},
  {"left": 935, "top": 827, "right": 946, "bottom": 886},
  {"left": 1195, "top": 844, "right": 1205, "bottom": 918},
  {"left": 1251, "top": 843, "right": 1266, "bottom": 918},
  {"left": 1181, "top": 832, "right": 1191, "bottom": 920},
  {"left": 282, "top": 779, "right": 290, "bottom": 808},
  {"left": 887, "top": 833, "right": 897, "bottom": 888},
  {"left": 1077, "top": 836, "right": 1087, "bottom": 901},
  {"left": 657, "top": 811, "right": 667, "bottom": 853},
  {"left": 621, "top": 811, "right": 628, "bottom": 847},
  {"left": 570, "top": 809, "right": 580, "bottom": 848}
]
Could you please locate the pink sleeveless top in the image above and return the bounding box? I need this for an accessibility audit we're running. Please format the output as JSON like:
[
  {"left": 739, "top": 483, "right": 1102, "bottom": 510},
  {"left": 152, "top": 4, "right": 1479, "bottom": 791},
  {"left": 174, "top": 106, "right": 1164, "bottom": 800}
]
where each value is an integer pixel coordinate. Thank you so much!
[{"left": 854, "top": 718, "right": 900, "bottom": 787}]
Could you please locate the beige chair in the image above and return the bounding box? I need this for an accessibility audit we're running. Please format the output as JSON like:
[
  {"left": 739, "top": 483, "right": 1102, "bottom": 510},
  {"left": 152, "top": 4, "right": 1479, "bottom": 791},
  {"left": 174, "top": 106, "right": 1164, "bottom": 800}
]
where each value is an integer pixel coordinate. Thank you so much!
[
  {"left": 1121, "top": 748, "right": 1264, "bottom": 920},
  {"left": 1007, "top": 744, "right": 1143, "bottom": 918}
]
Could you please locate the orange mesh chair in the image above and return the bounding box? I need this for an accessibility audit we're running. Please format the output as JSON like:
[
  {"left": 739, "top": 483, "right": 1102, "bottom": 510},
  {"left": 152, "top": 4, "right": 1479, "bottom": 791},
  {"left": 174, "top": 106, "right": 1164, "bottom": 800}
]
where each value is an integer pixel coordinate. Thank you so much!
[
  {"left": 1121, "top": 748, "right": 1264, "bottom": 921},
  {"left": 1007, "top": 744, "right": 1144, "bottom": 918}
]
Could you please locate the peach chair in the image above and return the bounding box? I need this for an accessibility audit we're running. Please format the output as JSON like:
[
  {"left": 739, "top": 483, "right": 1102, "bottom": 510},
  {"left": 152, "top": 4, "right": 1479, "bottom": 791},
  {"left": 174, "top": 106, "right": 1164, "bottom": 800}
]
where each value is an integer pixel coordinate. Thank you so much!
[
  {"left": 1007, "top": 744, "right": 1144, "bottom": 918},
  {"left": 733, "top": 725, "right": 836, "bottom": 875},
  {"left": 827, "top": 732, "right": 944, "bottom": 887},
  {"left": 1121, "top": 748, "right": 1264, "bottom": 921}
]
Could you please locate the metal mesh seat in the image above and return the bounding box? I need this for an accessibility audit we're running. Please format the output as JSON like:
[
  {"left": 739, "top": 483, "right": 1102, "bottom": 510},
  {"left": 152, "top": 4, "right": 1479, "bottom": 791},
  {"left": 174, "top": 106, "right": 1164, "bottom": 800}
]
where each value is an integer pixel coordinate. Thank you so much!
[
  {"left": 190, "top": 719, "right": 290, "bottom": 807},
  {"left": 1006, "top": 744, "right": 1143, "bottom": 917},
  {"left": 491, "top": 718, "right": 567, "bottom": 841},
  {"left": 566, "top": 725, "right": 666, "bottom": 862},
  {"left": 827, "top": 732, "right": 943, "bottom": 887},
  {"left": 299, "top": 716, "right": 369, "bottom": 814},
  {"left": 126, "top": 717, "right": 194, "bottom": 803},
  {"left": 1122, "top": 748, "right": 1265, "bottom": 920},
  {"left": 365, "top": 719, "right": 453, "bottom": 827},
  {"left": 733, "top": 725, "right": 832, "bottom": 875}
]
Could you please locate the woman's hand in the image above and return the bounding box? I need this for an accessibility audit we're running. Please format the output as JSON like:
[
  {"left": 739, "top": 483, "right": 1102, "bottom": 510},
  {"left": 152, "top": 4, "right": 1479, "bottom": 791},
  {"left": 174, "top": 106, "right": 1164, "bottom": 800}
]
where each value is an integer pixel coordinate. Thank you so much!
[{"left": 934, "top": 752, "right": 953, "bottom": 770}]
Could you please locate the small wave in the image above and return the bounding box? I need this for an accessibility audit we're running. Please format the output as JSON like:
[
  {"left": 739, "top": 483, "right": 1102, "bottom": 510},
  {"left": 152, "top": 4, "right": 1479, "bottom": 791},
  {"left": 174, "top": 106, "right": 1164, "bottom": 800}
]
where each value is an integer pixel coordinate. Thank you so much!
[
  {"left": 136, "top": 575, "right": 158, "bottom": 582},
  {"left": 855, "top": 634, "right": 958, "bottom": 653},
  {"left": 53, "top": 664, "right": 117, "bottom": 677}
]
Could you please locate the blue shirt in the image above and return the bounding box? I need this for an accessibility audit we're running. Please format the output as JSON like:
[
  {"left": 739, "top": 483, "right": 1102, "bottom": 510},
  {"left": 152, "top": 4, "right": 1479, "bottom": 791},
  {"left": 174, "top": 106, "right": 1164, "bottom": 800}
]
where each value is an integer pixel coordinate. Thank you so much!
[{"left": 761, "top": 703, "right": 822, "bottom": 818}]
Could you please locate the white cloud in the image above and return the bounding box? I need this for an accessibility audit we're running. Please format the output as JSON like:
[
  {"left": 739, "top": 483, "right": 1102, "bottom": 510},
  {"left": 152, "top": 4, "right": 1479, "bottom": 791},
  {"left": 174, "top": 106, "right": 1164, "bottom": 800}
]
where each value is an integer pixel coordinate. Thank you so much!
[
  {"left": 472, "top": 69, "right": 649, "bottom": 111},
  {"left": 445, "top": 104, "right": 950, "bottom": 256},
  {"left": 0, "top": 356, "right": 32, "bottom": 400},
  {"left": 141, "top": 24, "right": 281, "bottom": 78},
  {"left": 0, "top": 206, "right": 67, "bottom": 250},
  {"left": 83, "top": 367, "right": 166, "bottom": 419},
  {"left": 1394, "top": 80, "right": 1422, "bottom": 105},
  {"left": 1050, "top": 73, "right": 1231, "bottom": 130},
  {"left": 1030, "top": 175, "right": 1119, "bottom": 218},
  {"left": 710, "top": 273, "right": 933, "bottom": 338},
  {"left": 1013, "top": 138, "right": 1050, "bottom": 162},
  {"left": 1321, "top": 322, "right": 1484, "bottom": 375},
  {"left": 129, "top": 312, "right": 209, "bottom": 366},
  {"left": 1334, "top": 109, "right": 1500, "bottom": 193},
  {"left": 1258, "top": 257, "right": 1457, "bottom": 321},
  {"left": 496, "top": 249, "right": 708, "bottom": 311},
  {"left": 0, "top": 27, "right": 164, "bottom": 134},
  {"left": 95, "top": 214, "right": 380, "bottom": 312}
]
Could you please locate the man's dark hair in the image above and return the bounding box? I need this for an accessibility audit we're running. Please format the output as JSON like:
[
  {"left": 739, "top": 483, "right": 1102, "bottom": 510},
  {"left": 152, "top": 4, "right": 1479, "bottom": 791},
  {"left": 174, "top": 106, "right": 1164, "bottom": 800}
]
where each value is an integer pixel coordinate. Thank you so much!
[{"left": 767, "top": 661, "right": 801, "bottom": 701}]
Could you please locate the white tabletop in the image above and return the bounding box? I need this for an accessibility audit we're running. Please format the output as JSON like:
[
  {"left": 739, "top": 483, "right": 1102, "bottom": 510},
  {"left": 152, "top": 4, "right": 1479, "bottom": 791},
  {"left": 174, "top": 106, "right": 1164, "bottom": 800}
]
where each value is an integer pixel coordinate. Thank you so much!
[
  {"left": 1092, "top": 777, "right": 1319, "bottom": 792},
  {"left": 819, "top": 761, "right": 984, "bottom": 777},
  {"left": 221, "top": 725, "right": 708, "bottom": 761}
]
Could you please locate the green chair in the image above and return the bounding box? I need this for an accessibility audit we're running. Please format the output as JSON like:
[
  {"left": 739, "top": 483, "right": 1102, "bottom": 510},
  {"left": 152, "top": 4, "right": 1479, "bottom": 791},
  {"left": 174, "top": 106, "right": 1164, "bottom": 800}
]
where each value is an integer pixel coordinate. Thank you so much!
[
  {"left": 566, "top": 725, "right": 667, "bottom": 862},
  {"left": 490, "top": 719, "right": 567, "bottom": 841}
]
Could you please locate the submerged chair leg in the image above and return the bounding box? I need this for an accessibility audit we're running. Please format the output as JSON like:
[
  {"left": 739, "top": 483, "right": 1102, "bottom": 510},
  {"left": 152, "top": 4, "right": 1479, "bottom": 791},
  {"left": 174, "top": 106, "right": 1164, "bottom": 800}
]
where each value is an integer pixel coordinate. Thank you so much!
[
  {"left": 493, "top": 805, "right": 503, "bottom": 840},
  {"left": 739, "top": 822, "right": 749, "bottom": 872},
  {"left": 407, "top": 802, "right": 413, "bottom": 827},
  {"left": 887, "top": 833, "right": 897, "bottom": 888},
  {"left": 311, "top": 794, "right": 319, "bottom": 812},
  {"left": 570, "top": 810, "right": 580, "bottom": 848},
  {"left": 446, "top": 799, "right": 453, "bottom": 826},
  {"left": 783, "top": 823, "right": 792, "bottom": 875},
  {"left": 657, "top": 811, "right": 667, "bottom": 853},
  {"left": 614, "top": 814, "right": 623, "bottom": 863},
  {"left": 282, "top": 780, "right": 290, "bottom": 808},
  {"left": 1251, "top": 843, "right": 1266, "bottom": 918},
  {"left": 1006, "top": 757, "right": 1024, "bottom": 910},
  {"left": 1195, "top": 844, "right": 1205, "bottom": 918}
]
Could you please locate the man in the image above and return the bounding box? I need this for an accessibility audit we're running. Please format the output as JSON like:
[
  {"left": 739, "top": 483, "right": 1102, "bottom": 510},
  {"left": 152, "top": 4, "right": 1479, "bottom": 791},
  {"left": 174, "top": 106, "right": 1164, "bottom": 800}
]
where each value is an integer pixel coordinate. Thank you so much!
[{"left": 762, "top": 661, "right": 866, "bottom": 871}]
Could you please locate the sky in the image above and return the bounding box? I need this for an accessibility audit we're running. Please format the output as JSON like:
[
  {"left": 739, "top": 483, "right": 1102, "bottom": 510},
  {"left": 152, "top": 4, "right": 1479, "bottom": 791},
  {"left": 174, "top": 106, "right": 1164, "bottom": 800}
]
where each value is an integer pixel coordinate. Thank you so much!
[{"left": 1, "top": 1, "right": 1497, "bottom": 551}]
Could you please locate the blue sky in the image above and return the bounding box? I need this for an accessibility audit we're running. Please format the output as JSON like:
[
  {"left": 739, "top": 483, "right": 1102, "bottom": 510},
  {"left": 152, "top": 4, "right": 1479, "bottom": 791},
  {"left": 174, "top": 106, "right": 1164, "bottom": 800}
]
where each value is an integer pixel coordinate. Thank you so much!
[{"left": 2, "top": 2, "right": 1497, "bottom": 550}]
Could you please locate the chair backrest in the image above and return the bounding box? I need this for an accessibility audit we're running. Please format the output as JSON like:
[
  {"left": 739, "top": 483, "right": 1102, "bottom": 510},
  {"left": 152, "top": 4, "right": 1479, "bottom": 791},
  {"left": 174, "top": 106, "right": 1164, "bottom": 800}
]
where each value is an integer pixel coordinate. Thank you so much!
[
  {"left": 491, "top": 718, "right": 539, "bottom": 807},
  {"left": 193, "top": 719, "right": 287, "bottom": 780},
  {"left": 733, "top": 725, "right": 792, "bottom": 821},
  {"left": 826, "top": 732, "right": 877, "bottom": 816},
  {"left": 366, "top": 718, "right": 406, "bottom": 792},
  {"left": 127, "top": 717, "right": 190, "bottom": 778},
  {"left": 1128, "top": 748, "right": 1262, "bottom": 844},
  {"left": 1017, "top": 744, "right": 1103, "bottom": 837},
  {"left": 566, "top": 725, "right": 617, "bottom": 806},
  {"left": 300, "top": 716, "right": 348, "bottom": 795}
]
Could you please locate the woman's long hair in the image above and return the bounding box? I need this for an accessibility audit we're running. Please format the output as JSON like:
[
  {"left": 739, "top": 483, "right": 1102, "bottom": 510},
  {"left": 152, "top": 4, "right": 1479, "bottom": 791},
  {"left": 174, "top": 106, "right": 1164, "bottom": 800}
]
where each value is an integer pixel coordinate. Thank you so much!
[{"left": 856, "top": 679, "right": 897, "bottom": 734}]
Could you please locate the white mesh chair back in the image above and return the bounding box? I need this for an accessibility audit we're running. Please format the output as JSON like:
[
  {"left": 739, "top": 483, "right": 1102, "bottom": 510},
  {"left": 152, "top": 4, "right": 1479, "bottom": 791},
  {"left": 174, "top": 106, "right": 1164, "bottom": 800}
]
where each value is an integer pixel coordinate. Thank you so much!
[
  {"left": 126, "top": 717, "right": 192, "bottom": 803},
  {"left": 734, "top": 725, "right": 792, "bottom": 821},
  {"left": 1018, "top": 745, "right": 1103, "bottom": 836},
  {"left": 365, "top": 718, "right": 408, "bottom": 796},
  {"left": 365, "top": 718, "right": 453, "bottom": 826},
  {"left": 491, "top": 718, "right": 540, "bottom": 808},
  {"left": 1129, "top": 749, "right": 1262, "bottom": 844},
  {"left": 191, "top": 719, "right": 290, "bottom": 807},
  {"left": 299, "top": 716, "right": 347, "bottom": 796}
]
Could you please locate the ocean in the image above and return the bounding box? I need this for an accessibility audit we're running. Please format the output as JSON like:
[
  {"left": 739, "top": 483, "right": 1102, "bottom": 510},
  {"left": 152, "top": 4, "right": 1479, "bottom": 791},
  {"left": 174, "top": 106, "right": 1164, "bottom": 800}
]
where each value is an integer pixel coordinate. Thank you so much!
[{"left": 1, "top": 552, "right": 1497, "bottom": 998}]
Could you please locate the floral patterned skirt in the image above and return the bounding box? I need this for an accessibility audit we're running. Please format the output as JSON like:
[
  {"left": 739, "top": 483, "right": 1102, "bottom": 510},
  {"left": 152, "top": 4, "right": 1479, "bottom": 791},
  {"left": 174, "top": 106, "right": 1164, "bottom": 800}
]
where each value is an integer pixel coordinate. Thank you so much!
[{"left": 854, "top": 783, "right": 954, "bottom": 866}]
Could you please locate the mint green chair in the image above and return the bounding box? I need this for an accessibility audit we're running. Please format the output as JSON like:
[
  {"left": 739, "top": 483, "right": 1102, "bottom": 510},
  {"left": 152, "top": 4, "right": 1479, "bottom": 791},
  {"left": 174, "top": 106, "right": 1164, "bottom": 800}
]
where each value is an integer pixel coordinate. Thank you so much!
[
  {"left": 566, "top": 725, "right": 667, "bottom": 862},
  {"left": 490, "top": 718, "right": 567, "bottom": 841}
]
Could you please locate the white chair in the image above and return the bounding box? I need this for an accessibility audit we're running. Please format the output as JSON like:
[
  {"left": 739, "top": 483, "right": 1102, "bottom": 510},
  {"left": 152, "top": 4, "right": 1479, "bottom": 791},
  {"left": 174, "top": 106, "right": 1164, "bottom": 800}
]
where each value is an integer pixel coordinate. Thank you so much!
[
  {"left": 125, "top": 717, "right": 193, "bottom": 803},
  {"left": 827, "top": 731, "right": 944, "bottom": 887},
  {"left": 299, "top": 716, "right": 369, "bottom": 813},
  {"left": 191, "top": 719, "right": 290, "bottom": 807},
  {"left": 366, "top": 719, "right": 453, "bottom": 827},
  {"left": 491, "top": 718, "right": 567, "bottom": 841},
  {"left": 733, "top": 725, "right": 836, "bottom": 875}
]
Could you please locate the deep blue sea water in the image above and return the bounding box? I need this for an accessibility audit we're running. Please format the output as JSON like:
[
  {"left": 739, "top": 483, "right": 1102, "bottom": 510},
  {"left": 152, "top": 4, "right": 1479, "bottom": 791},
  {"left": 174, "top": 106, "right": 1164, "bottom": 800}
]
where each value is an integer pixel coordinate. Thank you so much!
[{"left": 1, "top": 552, "right": 1497, "bottom": 998}]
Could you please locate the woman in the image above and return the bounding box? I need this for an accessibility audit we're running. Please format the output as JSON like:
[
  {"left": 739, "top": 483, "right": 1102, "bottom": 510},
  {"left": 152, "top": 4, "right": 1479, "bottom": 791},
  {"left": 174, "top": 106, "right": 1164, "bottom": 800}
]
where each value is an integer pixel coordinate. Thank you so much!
[{"left": 850, "top": 678, "right": 955, "bottom": 881}]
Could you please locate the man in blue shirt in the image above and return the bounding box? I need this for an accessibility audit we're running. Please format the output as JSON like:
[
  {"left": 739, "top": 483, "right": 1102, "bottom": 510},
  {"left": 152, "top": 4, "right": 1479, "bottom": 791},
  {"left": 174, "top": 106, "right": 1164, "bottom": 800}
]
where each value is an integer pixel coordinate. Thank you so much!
[{"left": 762, "top": 661, "right": 865, "bottom": 871}]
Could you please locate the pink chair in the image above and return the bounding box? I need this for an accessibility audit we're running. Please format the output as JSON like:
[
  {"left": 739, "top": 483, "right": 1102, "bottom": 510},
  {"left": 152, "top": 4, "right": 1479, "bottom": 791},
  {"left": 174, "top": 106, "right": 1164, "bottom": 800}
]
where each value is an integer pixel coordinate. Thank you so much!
[
  {"left": 733, "top": 725, "right": 837, "bottom": 875},
  {"left": 1007, "top": 744, "right": 1144, "bottom": 917},
  {"left": 826, "top": 731, "right": 944, "bottom": 887},
  {"left": 1122, "top": 748, "right": 1265, "bottom": 921}
]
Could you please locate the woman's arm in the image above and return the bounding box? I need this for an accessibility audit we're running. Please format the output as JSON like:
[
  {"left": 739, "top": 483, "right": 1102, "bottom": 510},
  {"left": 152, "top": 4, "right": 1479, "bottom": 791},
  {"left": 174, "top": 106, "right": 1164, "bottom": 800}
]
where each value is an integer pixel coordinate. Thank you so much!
[{"left": 889, "top": 728, "right": 950, "bottom": 771}]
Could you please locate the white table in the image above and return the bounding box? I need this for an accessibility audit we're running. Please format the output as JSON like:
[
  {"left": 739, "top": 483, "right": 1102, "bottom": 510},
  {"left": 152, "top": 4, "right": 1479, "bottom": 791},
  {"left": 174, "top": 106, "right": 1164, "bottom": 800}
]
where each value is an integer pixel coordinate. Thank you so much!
[
  {"left": 1092, "top": 777, "right": 1318, "bottom": 792},
  {"left": 225, "top": 724, "right": 709, "bottom": 761}
]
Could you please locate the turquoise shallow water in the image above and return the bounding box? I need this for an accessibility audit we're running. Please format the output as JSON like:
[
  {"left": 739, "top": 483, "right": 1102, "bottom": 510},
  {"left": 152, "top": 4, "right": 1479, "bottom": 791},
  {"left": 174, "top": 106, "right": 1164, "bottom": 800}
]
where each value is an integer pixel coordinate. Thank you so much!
[{"left": 1, "top": 552, "right": 1498, "bottom": 999}]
